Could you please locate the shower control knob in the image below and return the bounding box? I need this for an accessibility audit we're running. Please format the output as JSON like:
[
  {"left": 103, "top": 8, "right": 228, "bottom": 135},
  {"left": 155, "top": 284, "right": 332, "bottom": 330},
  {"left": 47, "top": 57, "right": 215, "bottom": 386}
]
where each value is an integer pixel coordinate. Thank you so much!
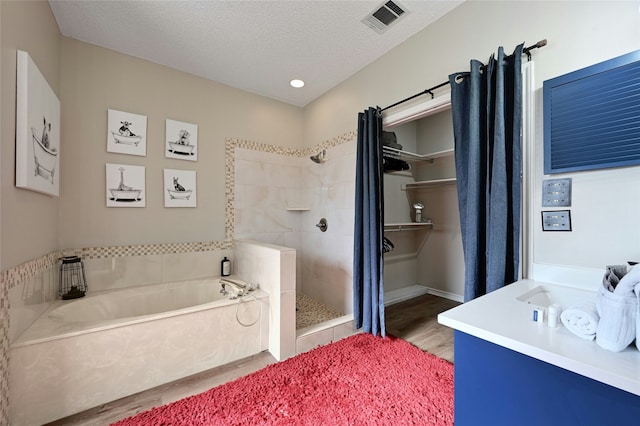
[{"left": 316, "top": 218, "right": 328, "bottom": 232}]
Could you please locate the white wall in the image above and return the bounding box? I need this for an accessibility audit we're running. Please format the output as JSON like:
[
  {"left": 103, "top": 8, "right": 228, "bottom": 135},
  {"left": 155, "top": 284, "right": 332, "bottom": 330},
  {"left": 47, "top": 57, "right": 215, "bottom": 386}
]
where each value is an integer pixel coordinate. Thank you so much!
[
  {"left": 1, "top": 1, "right": 61, "bottom": 270},
  {"left": 304, "top": 1, "right": 640, "bottom": 295}
]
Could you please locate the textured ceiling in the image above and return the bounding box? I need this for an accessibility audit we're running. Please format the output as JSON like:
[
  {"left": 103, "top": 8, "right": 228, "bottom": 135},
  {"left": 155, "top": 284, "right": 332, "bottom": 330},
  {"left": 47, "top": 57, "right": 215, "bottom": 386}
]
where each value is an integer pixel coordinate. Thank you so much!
[{"left": 49, "top": 0, "right": 463, "bottom": 107}]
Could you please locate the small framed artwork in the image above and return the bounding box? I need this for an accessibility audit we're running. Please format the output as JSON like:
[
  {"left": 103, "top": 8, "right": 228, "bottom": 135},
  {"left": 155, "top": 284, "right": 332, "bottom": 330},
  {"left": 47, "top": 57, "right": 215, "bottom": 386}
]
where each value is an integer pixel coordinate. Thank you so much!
[
  {"left": 106, "top": 163, "right": 145, "bottom": 207},
  {"left": 164, "top": 169, "right": 197, "bottom": 207},
  {"left": 107, "top": 109, "right": 147, "bottom": 156},
  {"left": 15, "top": 50, "right": 61, "bottom": 196},
  {"left": 165, "top": 119, "right": 198, "bottom": 161}
]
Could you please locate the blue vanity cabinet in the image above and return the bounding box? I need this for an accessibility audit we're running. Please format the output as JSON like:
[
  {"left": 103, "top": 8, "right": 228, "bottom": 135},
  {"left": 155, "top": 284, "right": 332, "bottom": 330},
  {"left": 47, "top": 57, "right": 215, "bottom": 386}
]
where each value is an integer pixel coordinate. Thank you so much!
[{"left": 454, "top": 331, "right": 640, "bottom": 425}]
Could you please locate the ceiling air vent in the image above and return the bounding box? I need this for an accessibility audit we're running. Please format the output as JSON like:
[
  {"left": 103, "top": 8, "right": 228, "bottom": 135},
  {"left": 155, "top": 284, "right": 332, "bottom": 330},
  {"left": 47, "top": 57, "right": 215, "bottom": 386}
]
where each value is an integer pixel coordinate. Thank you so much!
[{"left": 363, "top": 1, "right": 409, "bottom": 34}]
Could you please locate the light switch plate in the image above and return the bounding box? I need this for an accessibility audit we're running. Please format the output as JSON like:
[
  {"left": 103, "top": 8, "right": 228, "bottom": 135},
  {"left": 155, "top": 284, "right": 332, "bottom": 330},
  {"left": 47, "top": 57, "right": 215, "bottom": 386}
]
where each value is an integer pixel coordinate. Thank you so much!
[
  {"left": 542, "top": 178, "right": 572, "bottom": 207},
  {"left": 541, "top": 210, "right": 572, "bottom": 231}
]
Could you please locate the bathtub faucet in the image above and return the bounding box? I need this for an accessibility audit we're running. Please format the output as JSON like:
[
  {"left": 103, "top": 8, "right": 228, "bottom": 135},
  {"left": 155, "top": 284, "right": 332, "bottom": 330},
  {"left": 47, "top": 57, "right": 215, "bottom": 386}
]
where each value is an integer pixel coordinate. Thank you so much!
[{"left": 220, "top": 278, "right": 246, "bottom": 299}]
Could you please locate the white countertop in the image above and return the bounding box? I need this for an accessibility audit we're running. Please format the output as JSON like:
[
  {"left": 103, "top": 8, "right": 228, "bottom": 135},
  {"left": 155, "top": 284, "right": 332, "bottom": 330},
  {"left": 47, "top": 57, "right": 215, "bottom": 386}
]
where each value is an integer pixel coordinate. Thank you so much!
[{"left": 438, "top": 279, "right": 640, "bottom": 397}]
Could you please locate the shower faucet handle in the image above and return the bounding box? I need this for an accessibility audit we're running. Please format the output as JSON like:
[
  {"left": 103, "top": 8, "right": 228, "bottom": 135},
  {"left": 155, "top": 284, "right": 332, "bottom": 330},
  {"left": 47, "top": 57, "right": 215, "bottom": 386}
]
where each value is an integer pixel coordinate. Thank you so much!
[{"left": 316, "top": 218, "right": 328, "bottom": 232}]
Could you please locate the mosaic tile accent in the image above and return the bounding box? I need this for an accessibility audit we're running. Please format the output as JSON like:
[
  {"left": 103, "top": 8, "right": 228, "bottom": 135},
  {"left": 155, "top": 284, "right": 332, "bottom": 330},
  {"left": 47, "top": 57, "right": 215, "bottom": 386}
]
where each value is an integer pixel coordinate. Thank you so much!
[
  {"left": 296, "top": 293, "right": 342, "bottom": 329},
  {"left": 233, "top": 138, "right": 300, "bottom": 157},
  {"left": 300, "top": 129, "right": 358, "bottom": 157},
  {"left": 225, "top": 138, "right": 236, "bottom": 242},
  {"left": 60, "top": 241, "right": 230, "bottom": 260},
  {"left": 0, "top": 284, "right": 8, "bottom": 424},
  {"left": 230, "top": 129, "right": 357, "bottom": 158},
  {"left": 1, "top": 251, "right": 59, "bottom": 292}
]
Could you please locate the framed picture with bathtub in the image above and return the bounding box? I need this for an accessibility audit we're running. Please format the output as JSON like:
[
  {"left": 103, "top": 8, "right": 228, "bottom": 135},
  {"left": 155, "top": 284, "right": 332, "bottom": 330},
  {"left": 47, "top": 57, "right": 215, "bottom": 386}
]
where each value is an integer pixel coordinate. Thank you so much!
[
  {"left": 15, "top": 50, "right": 61, "bottom": 197},
  {"left": 163, "top": 168, "right": 197, "bottom": 208},
  {"left": 107, "top": 109, "right": 147, "bottom": 156},
  {"left": 165, "top": 119, "right": 198, "bottom": 161},
  {"left": 106, "top": 163, "right": 146, "bottom": 208}
]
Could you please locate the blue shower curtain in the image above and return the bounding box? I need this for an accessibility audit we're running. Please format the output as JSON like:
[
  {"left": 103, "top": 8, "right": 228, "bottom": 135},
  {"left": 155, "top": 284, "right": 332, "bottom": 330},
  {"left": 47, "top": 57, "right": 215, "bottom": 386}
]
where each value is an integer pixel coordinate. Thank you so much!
[
  {"left": 353, "top": 107, "right": 385, "bottom": 336},
  {"left": 449, "top": 44, "right": 523, "bottom": 302}
]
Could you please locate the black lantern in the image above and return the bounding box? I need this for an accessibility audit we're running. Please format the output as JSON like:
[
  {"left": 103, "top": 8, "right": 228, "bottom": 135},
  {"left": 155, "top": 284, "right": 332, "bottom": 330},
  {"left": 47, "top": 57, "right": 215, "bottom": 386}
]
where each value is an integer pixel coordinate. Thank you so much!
[{"left": 59, "top": 256, "right": 88, "bottom": 300}]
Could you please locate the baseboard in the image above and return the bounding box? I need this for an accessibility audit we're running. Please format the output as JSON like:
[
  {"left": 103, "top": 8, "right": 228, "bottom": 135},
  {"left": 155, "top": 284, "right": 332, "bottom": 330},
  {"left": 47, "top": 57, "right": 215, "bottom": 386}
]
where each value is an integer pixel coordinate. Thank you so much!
[
  {"left": 423, "top": 286, "right": 464, "bottom": 303},
  {"left": 384, "top": 284, "right": 464, "bottom": 306},
  {"left": 384, "top": 285, "right": 430, "bottom": 306}
]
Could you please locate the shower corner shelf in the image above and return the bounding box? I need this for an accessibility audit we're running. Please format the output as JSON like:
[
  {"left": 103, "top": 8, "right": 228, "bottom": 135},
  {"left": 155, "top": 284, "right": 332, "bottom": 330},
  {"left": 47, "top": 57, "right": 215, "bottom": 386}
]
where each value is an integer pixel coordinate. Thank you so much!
[
  {"left": 383, "top": 146, "right": 454, "bottom": 163},
  {"left": 286, "top": 207, "right": 310, "bottom": 211},
  {"left": 384, "top": 222, "right": 433, "bottom": 232}
]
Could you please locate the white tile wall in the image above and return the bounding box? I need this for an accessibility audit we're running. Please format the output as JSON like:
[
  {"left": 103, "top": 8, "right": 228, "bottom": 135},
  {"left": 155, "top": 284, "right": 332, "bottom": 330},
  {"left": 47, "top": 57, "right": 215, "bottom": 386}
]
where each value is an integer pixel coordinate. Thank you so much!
[
  {"left": 300, "top": 140, "right": 356, "bottom": 314},
  {"left": 83, "top": 255, "right": 163, "bottom": 292},
  {"left": 234, "top": 138, "right": 357, "bottom": 317},
  {"left": 234, "top": 239, "right": 296, "bottom": 361},
  {"left": 161, "top": 250, "right": 230, "bottom": 282}
]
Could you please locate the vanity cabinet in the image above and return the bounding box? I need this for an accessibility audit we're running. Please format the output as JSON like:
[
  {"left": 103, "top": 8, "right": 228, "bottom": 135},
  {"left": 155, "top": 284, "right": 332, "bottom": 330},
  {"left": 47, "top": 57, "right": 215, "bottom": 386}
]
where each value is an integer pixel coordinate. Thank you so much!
[
  {"left": 439, "top": 280, "right": 640, "bottom": 425},
  {"left": 455, "top": 331, "right": 640, "bottom": 425}
]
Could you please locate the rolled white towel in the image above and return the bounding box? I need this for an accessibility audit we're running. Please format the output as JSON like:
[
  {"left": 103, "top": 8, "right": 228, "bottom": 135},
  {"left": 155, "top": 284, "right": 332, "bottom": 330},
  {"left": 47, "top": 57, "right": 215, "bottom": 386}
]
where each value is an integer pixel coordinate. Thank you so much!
[
  {"left": 560, "top": 301, "right": 599, "bottom": 340},
  {"left": 596, "top": 285, "right": 637, "bottom": 352}
]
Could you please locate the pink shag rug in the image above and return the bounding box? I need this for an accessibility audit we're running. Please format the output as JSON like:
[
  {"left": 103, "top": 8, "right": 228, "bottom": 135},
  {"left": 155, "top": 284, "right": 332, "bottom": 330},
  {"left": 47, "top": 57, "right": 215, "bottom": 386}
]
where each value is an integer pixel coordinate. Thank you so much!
[{"left": 111, "top": 333, "right": 454, "bottom": 425}]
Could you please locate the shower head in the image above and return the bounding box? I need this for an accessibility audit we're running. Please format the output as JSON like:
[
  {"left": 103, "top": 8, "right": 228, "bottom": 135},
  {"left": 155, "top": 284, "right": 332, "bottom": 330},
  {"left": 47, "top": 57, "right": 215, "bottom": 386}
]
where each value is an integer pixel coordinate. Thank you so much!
[{"left": 310, "top": 150, "right": 326, "bottom": 164}]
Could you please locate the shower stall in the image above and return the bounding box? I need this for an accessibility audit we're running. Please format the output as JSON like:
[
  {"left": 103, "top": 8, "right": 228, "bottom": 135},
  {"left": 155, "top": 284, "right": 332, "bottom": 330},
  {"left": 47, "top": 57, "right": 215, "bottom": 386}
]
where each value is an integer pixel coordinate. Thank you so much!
[{"left": 234, "top": 139, "right": 357, "bottom": 332}]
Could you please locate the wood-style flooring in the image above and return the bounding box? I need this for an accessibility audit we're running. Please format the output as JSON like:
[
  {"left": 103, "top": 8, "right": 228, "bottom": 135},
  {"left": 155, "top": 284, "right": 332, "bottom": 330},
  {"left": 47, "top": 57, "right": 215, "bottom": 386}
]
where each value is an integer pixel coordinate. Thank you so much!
[
  {"left": 47, "top": 293, "right": 460, "bottom": 425},
  {"left": 385, "top": 293, "right": 460, "bottom": 363}
]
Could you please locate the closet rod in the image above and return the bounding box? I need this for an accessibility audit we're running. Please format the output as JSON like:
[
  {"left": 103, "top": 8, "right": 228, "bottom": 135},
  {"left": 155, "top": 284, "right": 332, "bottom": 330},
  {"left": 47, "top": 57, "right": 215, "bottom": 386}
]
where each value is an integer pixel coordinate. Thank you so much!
[{"left": 381, "top": 39, "right": 547, "bottom": 112}]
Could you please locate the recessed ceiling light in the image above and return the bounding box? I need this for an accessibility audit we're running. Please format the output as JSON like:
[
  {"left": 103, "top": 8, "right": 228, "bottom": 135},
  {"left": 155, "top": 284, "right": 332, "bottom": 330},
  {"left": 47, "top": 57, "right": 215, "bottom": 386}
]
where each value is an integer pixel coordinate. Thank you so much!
[{"left": 290, "top": 79, "right": 305, "bottom": 88}]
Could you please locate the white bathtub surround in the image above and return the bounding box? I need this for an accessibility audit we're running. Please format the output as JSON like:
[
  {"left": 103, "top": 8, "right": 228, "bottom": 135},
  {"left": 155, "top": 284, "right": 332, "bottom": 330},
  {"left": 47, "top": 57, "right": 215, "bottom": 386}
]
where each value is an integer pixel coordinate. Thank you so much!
[
  {"left": 81, "top": 254, "right": 163, "bottom": 292},
  {"left": 8, "top": 263, "right": 57, "bottom": 343},
  {"left": 8, "top": 248, "right": 233, "bottom": 344},
  {"left": 10, "top": 278, "right": 268, "bottom": 425},
  {"left": 83, "top": 249, "right": 234, "bottom": 293},
  {"left": 234, "top": 239, "right": 296, "bottom": 360}
]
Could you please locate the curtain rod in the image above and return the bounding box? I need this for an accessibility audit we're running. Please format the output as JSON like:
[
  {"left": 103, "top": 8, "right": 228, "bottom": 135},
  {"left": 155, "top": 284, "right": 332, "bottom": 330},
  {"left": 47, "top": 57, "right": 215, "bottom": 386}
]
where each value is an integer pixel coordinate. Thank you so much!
[{"left": 381, "top": 39, "right": 547, "bottom": 112}]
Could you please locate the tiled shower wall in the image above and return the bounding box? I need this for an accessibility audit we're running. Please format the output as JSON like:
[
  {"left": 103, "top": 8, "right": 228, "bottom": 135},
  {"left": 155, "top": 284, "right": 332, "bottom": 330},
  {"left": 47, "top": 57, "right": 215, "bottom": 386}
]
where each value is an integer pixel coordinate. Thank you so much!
[
  {"left": 299, "top": 140, "right": 357, "bottom": 314},
  {"left": 234, "top": 132, "right": 357, "bottom": 314}
]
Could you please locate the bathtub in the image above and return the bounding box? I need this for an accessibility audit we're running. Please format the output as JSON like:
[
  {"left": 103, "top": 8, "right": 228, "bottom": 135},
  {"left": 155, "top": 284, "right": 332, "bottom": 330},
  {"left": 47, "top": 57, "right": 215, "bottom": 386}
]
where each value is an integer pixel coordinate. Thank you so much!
[
  {"left": 9, "top": 278, "right": 269, "bottom": 426},
  {"left": 31, "top": 127, "right": 57, "bottom": 183}
]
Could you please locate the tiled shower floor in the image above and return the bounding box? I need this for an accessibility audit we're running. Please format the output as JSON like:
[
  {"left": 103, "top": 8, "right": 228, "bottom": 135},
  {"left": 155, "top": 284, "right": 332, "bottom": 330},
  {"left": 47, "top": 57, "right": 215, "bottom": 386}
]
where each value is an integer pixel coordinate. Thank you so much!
[{"left": 296, "top": 293, "right": 342, "bottom": 329}]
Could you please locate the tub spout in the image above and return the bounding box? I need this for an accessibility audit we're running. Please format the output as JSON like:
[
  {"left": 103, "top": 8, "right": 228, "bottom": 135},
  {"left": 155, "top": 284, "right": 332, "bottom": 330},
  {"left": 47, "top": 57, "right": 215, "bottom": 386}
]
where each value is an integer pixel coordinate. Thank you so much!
[{"left": 220, "top": 278, "right": 246, "bottom": 298}]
